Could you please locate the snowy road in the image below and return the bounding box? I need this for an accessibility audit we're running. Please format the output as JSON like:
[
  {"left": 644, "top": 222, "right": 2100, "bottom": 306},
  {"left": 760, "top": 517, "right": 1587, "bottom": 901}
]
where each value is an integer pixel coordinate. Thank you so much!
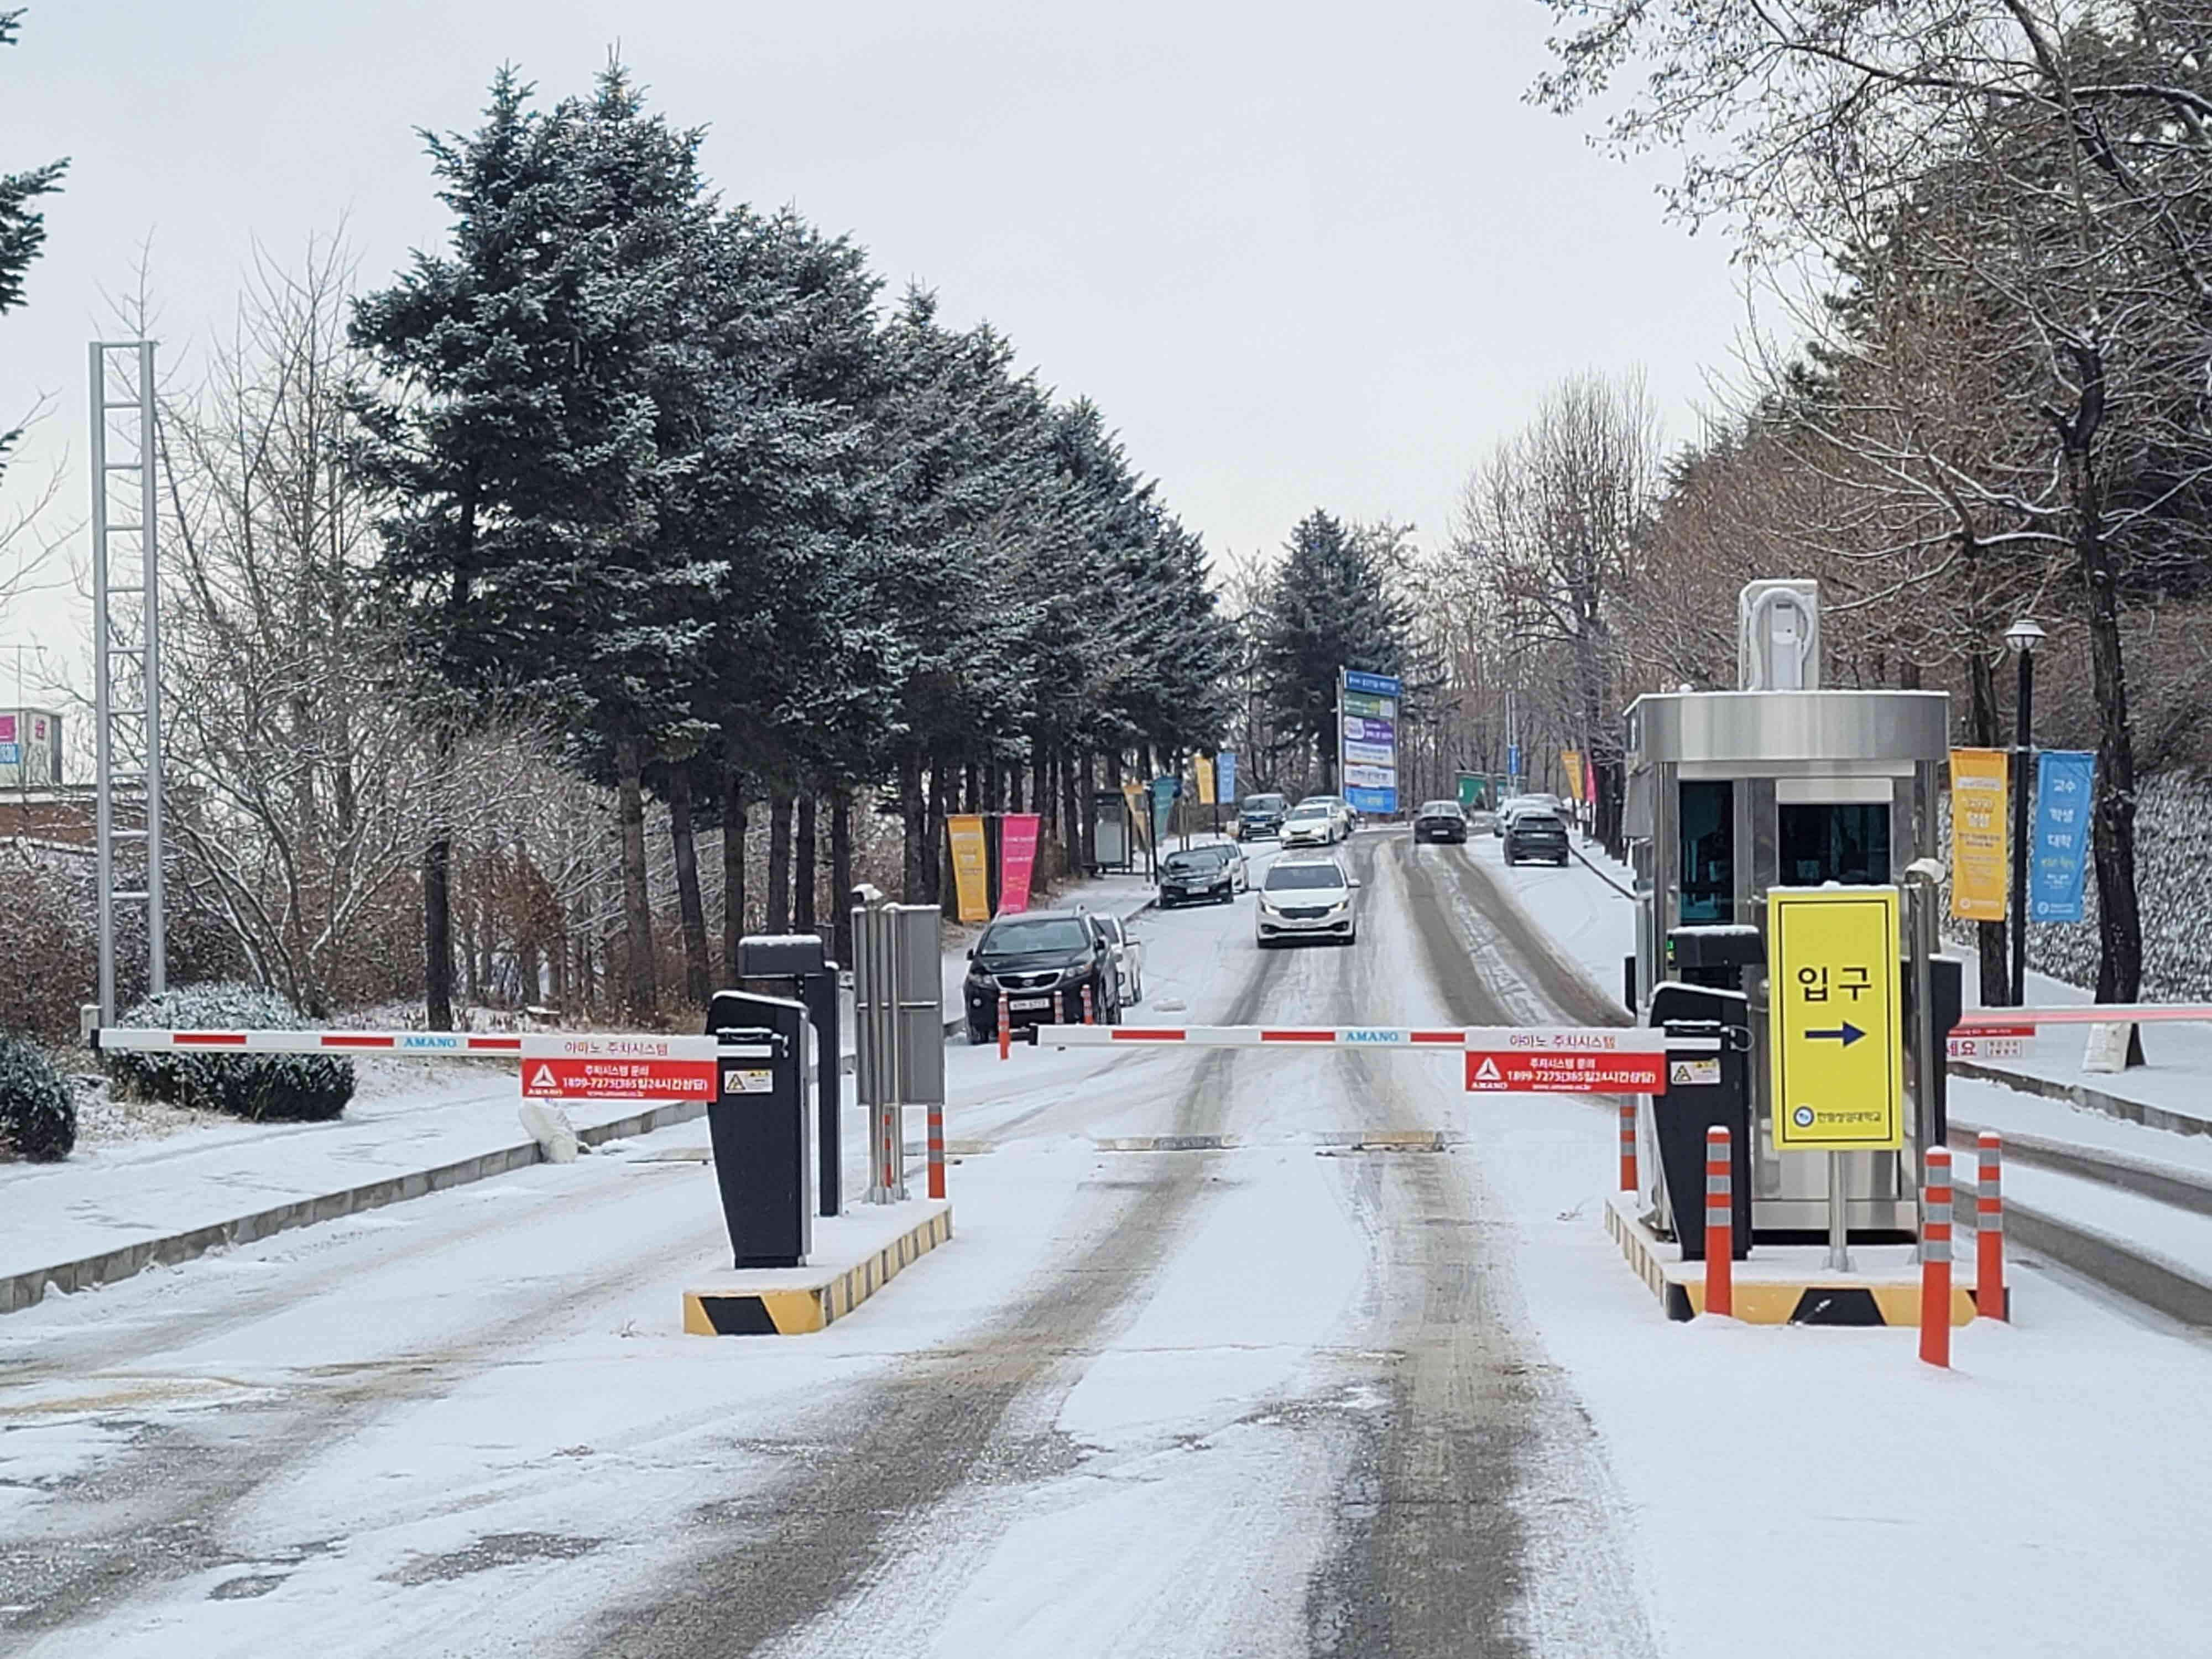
[
  {"left": 1, "top": 833, "right": 1651, "bottom": 1658},
  {"left": 12, "top": 832, "right": 2212, "bottom": 1657}
]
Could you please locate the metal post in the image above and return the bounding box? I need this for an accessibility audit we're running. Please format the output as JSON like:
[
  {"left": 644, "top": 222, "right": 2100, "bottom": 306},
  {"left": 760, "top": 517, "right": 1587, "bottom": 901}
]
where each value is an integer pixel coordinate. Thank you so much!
[
  {"left": 1825, "top": 1150, "right": 1852, "bottom": 1272},
  {"left": 2010, "top": 644, "right": 2035, "bottom": 1006},
  {"left": 89, "top": 340, "right": 167, "bottom": 1025}
]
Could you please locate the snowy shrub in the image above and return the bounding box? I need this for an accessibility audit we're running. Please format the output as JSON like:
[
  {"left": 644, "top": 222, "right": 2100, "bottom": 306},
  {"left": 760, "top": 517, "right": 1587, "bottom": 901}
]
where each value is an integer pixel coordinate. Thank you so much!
[
  {"left": 0, "top": 1034, "right": 75, "bottom": 1161},
  {"left": 104, "top": 982, "right": 353, "bottom": 1123}
]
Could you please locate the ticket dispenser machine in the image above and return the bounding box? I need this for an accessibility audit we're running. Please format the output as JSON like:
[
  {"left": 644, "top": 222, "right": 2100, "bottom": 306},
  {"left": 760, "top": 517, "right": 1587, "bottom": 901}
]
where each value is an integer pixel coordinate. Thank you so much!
[{"left": 1623, "top": 581, "right": 1952, "bottom": 1244}]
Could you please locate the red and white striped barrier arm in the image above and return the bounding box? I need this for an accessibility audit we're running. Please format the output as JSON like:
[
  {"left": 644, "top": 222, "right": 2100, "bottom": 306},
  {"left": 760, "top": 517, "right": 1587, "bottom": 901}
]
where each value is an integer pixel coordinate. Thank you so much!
[
  {"left": 1954, "top": 1003, "right": 2212, "bottom": 1031},
  {"left": 1028, "top": 1024, "right": 1679, "bottom": 1052},
  {"left": 94, "top": 1027, "right": 526, "bottom": 1055},
  {"left": 91, "top": 1027, "right": 726, "bottom": 1060}
]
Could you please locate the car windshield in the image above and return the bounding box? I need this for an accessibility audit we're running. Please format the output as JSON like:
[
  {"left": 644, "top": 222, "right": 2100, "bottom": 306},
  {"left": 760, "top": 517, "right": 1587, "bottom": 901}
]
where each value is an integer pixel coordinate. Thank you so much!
[
  {"left": 1420, "top": 802, "right": 1461, "bottom": 815},
  {"left": 1265, "top": 862, "right": 1348, "bottom": 891},
  {"left": 1287, "top": 804, "right": 1329, "bottom": 820},
  {"left": 1164, "top": 848, "right": 1225, "bottom": 872},
  {"left": 1518, "top": 813, "right": 1562, "bottom": 830},
  {"left": 979, "top": 917, "right": 1088, "bottom": 954},
  {"left": 1243, "top": 794, "right": 1284, "bottom": 811}
]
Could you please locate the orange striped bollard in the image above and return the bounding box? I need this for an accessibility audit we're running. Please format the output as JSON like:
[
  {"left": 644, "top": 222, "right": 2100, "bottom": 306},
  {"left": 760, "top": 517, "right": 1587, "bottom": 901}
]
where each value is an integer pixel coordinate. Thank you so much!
[
  {"left": 997, "top": 990, "right": 1010, "bottom": 1061},
  {"left": 1618, "top": 1100, "right": 1639, "bottom": 1192},
  {"left": 1082, "top": 983, "right": 1095, "bottom": 1025},
  {"left": 1704, "top": 1125, "right": 1733, "bottom": 1317},
  {"left": 1976, "top": 1132, "right": 2006, "bottom": 1322},
  {"left": 926, "top": 1097, "right": 947, "bottom": 1200},
  {"left": 1920, "top": 1146, "right": 1953, "bottom": 1368}
]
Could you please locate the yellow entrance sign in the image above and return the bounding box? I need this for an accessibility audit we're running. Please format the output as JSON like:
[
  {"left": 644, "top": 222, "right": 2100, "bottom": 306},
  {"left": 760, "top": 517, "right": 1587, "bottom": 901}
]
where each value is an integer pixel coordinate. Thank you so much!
[{"left": 1768, "top": 885, "right": 1903, "bottom": 1151}]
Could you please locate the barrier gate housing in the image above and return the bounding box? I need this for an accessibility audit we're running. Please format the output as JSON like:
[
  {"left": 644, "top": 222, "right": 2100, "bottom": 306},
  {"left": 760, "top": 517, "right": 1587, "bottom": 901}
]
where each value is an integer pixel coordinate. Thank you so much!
[{"left": 1623, "top": 580, "right": 1951, "bottom": 1243}]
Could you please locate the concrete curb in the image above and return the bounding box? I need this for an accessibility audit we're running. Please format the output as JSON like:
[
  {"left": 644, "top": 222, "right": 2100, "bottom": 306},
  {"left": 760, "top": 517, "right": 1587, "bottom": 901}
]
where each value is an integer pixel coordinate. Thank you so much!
[
  {"left": 682, "top": 1199, "right": 953, "bottom": 1335},
  {"left": 0, "top": 1098, "right": 708, "bottom": 1317},
  {"left": 1950, "top": 1058, "right": 2211, "bottom": 1139}
]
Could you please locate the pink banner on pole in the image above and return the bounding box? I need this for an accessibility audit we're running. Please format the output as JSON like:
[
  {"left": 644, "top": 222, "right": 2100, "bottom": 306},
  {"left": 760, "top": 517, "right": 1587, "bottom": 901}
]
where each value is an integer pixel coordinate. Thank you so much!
[{"left": 999, "top": 813, "right": 1041, "bottom": 914}]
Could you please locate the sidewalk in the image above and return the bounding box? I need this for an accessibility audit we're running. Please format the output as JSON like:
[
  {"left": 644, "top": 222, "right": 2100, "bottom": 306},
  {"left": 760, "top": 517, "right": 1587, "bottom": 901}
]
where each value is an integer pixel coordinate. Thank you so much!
[{"left": 0, "top": 1067, "right": 708, "bottom": 1313}]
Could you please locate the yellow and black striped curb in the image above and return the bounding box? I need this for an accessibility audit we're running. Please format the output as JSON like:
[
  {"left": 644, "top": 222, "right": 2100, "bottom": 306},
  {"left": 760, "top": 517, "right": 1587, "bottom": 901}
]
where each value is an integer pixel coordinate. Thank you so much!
[
  {"left": 1605, "top": 1193, "right": 1981, "bottom": 1326},
  {"left": 682, "top": 1203, "right": 952, "bottom": 1336}
]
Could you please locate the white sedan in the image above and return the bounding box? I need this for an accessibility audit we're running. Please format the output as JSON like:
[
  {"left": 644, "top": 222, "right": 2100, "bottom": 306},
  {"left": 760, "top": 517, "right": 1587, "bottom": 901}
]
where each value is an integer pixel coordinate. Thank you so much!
[
  {"left": 1254, "top": 854, "right": 1360, "bottom": 946},
  {"left": 1280, "top": 801, "right": 1341, "bottom": 848}
]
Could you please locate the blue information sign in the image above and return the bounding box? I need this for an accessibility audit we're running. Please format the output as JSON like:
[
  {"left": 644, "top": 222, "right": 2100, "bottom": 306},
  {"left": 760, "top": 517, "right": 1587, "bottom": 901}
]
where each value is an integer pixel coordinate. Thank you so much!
[
  {"left": 1343, "top": 670, "right": 1402, "bottom": 698},
  {"left": 2029, "top": 750, "right": 2095, "bottom": 924},
  {"left": 1216, "top": 751, "right": 1237, "bottom": 802},
  {"left": 0, "top": 742, "right": 17, "bottom": 767}
]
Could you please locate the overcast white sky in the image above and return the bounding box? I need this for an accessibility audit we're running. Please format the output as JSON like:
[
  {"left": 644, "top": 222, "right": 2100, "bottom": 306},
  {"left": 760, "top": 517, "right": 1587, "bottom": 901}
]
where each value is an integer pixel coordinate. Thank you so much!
[{"left": 0, "top": 0, "right": 1744, "bottom": 698}]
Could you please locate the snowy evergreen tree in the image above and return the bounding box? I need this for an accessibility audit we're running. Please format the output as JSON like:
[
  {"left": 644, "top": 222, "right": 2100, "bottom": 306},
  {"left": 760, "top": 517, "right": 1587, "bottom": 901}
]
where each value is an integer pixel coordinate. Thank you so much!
[
  {"left": 0, "top": 8, "right": 65, "bottom": 478},
  {"left": 1254, "top": 510, "right": 1416, "bottom": 787}
]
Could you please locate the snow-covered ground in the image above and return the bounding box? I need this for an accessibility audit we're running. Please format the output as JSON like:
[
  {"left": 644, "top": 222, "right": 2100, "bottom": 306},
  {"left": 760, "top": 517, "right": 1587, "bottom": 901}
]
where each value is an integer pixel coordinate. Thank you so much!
[{"left": 7, "top": 827, "right": 2210, "bottom": 1656}]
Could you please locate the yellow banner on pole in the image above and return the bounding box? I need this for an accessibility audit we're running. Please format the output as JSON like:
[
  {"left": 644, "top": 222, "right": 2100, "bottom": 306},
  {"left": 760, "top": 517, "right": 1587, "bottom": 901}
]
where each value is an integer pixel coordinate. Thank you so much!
[
  {"left": 1195, "top": 755, "right": 1215, "bottom": 806},
  {"left": 1561, "top": 750, "right": 1586, "bottom": 804},
  {"left": 946, "top": 814, "right": 989, "bottom": 923},
  {"left": 1949, "top": 748, "right": 2008, "bottom": 921}
]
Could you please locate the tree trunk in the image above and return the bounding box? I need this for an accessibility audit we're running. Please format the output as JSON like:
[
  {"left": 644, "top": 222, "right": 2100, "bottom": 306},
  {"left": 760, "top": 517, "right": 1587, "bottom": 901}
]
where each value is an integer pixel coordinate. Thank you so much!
[
  {"left": 668, "top": 764, "right": 712, "bottom": 1006},
  {"left": 926, "top": 753, "right": 949, "bottom": 906},
  {"left": 766, "top": 785, "right": 795, "bottom": 934},
  {"left": 1009, "top": 758, "right": 1025, "bottom": 812},
  {"left": 899, "top": 749, "right": 928, "bottom": 902},
  {"left": 1060, "top": 745, "right": 1081, "bottom": 879},
  {"left": 795, "top": 793, "right": 818, "bottom": 934},
  {"left": 2079, "top": 512, "right": 2146, "bottom": 1061},
  {"left": 721, "top": 762, "right": 749, "bottom": 980},
  {"left": 831, "top": 790, "right": 854, "bottom": 969},
  {"left": 1966, "top": 650, "right": 2011, "bottom": 1005},
  {"left": 424, "top": 724, "right": 455, "bottom": 1031},
  {"left": 614, "top": 733, "right": 658, "bottom": 1019},
  {"left": 1078, "top": 751, "right": 1097, "bottom": 870}
]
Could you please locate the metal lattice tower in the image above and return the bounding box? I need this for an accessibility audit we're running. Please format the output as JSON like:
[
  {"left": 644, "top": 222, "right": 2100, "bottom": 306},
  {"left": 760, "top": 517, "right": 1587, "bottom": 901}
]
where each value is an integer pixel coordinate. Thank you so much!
[{"left": 90, "top": 340, "right": 166, "bottom": 1022}]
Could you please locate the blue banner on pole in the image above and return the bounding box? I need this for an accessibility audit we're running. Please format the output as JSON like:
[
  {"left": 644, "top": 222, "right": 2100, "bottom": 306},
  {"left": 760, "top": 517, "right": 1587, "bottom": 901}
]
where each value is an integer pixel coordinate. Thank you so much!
[
  {"left": 1150, "top": 775, "right": 1178, "bottom": 845},
  {"left": 1216, "top": 751, "right": 1236, "bottom": 802},
  {"left": 2029, "top": 749, "right": 2095, "bottom": 924},
  {"left": 1506, "top": 742, "right": 1522, "bottom": 779}
]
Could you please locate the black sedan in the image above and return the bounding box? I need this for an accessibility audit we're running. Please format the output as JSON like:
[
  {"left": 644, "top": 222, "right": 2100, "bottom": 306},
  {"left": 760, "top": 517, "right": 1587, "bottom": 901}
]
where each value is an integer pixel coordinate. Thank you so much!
[
  {"left": 1411, "top": 800, "right": 1469, "bottom": 843},
  {"left": 1503, "top": 809, "right": 1572, "bottom": 867},
  {"left": 963, "top": 911, "right": 1123, "bottom": 1041},
  {"left": 1157, "top": 846, "right": 1236, "bottom": 907}
]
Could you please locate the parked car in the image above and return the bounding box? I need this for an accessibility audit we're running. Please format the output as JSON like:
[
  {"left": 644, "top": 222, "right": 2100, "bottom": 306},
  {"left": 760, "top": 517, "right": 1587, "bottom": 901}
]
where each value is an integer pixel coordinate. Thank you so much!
[
  {"left": 962, "top": 910, "right": 1123, "bottom": 1041},
  {"left": 1088, "top": 911, "right": 1144, "bottom": 1006},
  {"left": 1503, "top": 808, "right": 1572, "bottom": 867},
  {"left": 1157, "top": 844, "right": 1239, "bottom": 906},
  {"left": 1280, "top": 800, "right": 1342, "bottom": 848},
  {"left": 1411, "top": 800, "right": 1469, "bottom": 843},
  {"left": 1254, "top": 854, "right": 1360, "bottom": 947},
  {"left": 1235, "top": 792, "right": 1287, "bottom": 841}
]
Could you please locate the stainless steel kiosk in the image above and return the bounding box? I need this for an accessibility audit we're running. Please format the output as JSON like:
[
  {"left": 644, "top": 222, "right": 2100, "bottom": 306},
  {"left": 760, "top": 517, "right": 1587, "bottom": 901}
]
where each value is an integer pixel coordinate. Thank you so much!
[{"left": 1623, "top": 582, "right": 1952, "bottom": 1242}]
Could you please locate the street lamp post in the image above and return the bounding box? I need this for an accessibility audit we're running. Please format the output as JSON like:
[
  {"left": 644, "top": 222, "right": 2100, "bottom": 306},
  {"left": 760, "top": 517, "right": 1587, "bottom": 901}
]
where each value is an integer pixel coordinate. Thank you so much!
[{"left": 2005, "top": 619, "right": 2046, "bottom": 1006}]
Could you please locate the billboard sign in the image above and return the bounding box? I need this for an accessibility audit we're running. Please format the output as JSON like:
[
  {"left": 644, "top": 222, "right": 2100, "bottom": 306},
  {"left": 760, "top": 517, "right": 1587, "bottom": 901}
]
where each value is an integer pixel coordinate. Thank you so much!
[
  {"left": 1338, "top": 669, "right": 1400, "bottom": 815},
  {"left": 0, "top": 708, "right": 61, "bottom": 790}
]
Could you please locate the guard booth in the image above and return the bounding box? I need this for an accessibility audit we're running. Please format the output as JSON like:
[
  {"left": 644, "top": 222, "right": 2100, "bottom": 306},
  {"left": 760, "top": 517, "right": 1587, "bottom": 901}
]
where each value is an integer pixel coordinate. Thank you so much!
[{"left": 1623, "top": 580, "right": 1957, "bottom": 1246}]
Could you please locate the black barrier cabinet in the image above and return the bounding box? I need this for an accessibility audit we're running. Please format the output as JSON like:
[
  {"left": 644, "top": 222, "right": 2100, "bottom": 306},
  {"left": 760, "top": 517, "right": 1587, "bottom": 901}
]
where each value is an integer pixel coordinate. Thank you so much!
[
  {"left": 1905, "top": 954, "right": 1963, "bottom": 1147},
  {"left": 1647, "top": 984, "right": 1752, "bottom": 1260},
  {"left": 705, "top": 990, "right": 812, "bottom": 1269},
  {"left": 735, "top": 935, "right": 842, "bottom": 1217}
]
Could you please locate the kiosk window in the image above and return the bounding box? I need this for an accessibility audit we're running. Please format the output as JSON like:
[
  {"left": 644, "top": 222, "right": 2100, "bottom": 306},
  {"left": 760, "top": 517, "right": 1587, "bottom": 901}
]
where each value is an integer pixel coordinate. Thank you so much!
[
  {"left": 1679, "top": 780, "right": 1733, "bottom": 923},
  {"left": 1779, "top": 801, "right": 1890, "bottom": 885}
]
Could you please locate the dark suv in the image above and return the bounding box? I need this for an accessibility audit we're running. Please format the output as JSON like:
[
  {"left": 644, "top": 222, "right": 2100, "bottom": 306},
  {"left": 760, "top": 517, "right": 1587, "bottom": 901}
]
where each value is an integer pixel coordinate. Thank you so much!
[
  {"left": 1503, "top": 810, "right": 1571, "bottom": 867},
  {"left": 1235, "top": 792, "right": 1286, "bottom": 841},
  {"left": 963, "top": 910, "right": 1123, "bottom": 1041}
]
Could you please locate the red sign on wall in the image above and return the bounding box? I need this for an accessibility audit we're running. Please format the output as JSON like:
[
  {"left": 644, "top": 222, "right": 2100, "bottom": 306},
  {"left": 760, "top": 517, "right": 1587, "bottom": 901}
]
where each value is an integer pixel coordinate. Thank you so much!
[
  {"left": 1464, "top": 1048, "right": 1667, "bottom": 1094},
  {"left": 523, "top": 1056, "right": 717, "bottom": 1100}
]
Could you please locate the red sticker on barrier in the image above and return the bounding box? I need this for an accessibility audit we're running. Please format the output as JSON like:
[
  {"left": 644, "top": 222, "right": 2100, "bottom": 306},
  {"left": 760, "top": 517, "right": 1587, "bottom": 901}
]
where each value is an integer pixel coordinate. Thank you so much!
[
  {"left": 1464, "top": 1049, "right": 1666, "bottom": 1094},
  {"left": 521, "top": 1057, "right": 717, "bottom": 1100}
]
